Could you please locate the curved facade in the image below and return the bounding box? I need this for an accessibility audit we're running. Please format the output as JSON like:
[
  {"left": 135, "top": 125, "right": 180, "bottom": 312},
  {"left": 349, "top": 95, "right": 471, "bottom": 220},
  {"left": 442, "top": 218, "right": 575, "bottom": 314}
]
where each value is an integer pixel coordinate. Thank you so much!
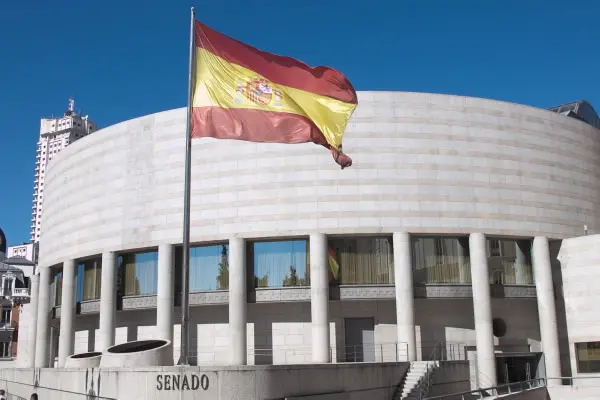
[
  {"left": 23, "top": 92, "right": 600, "bottom": 389},
  {"left": 39, "top": 91, "right": 600, "bottom": 266}
]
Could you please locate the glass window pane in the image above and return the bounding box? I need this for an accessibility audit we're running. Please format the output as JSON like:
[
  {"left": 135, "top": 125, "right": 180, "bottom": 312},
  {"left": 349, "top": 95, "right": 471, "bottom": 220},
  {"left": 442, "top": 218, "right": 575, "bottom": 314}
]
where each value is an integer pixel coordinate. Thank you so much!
[
  {"left": 190, "top": 244, "right": 229, "bottom": 291},
  {"left": 487, "top": 239, "right": 533, "bottom": 285},
  {"left": 412, "top": 237, "right": 471, "bottom": 284},
  {"left": 328, "top": 237, "right": 394, "bottom": 284},
  {"left": 76, "top": 264, "right": 85, "bottom": 302},
  {"left": 53, "top": 270, "right": 63, "bottom": 307},
  {"left": 576, "top": 342, "right": 600, "bottom": 373},
  {"left": 253, "top": 240, "right": 309, "bottom": 288},
  {"left": 120, "top": 251, "right": 158, "bottom": 296},
  {"left": 76, "top": 258, "right": 102, "bottom": 302}
]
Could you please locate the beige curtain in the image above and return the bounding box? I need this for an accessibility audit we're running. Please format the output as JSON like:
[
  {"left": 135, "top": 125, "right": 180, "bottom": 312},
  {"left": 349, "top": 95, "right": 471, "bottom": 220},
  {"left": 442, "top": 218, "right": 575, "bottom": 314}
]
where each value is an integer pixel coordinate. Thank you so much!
[
  {"left": 83, "top": 262, "right": 101, "bottom": 300},
  {"left": 329, "top": 237, "right": 394, "bottom": 284},
  {"left": 412, "top": 237, "right": 471, "bottom": 284},
  {"left": 123, "top": 256, "right": 138, "bottom": 296},
  {"left": 55, "top": 271, "right": 63, "bottom": 306}
]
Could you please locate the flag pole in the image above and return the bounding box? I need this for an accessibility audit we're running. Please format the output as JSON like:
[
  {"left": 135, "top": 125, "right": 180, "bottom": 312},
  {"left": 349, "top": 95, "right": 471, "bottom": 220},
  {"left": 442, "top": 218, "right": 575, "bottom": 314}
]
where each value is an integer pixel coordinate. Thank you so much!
[{"left": 179, "top": 5, "right": 196, "bottom": 366}]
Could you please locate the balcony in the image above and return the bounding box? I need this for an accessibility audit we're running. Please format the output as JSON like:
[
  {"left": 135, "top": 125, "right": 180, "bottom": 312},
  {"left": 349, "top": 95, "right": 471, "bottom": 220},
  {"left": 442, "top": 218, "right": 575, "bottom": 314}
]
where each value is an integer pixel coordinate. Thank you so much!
[
  {"left": 0, "top": 321, "right": 16, "bottom": 330},
  {"left": 0, "top": 288, "right": 30, "bottom": 299}
]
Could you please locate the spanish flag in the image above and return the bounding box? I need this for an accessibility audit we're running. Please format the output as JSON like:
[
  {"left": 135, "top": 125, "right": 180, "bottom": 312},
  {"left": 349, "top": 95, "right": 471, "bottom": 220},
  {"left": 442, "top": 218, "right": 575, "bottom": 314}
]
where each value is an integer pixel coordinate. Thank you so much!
[{"left": 191, "top": 21, "right": 358, "bottom": 168}]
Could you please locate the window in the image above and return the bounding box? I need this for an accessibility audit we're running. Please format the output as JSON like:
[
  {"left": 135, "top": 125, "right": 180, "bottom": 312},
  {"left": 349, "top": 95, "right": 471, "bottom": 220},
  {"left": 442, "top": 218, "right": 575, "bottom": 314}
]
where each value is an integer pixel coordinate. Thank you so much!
[
  {"left": 53, "top": 269, "right": 63, "bottom": 306},
  {"left": 119, "top": 251, "right": 158, "bottom": 296},
  {"left": 1, "top": 309, "right": 10, "bottom": 323},
  {"left": 2, "top": 278, "right": 13, "bottom": 294},
  {"left": 412, "top": 236, "right": 471, "bottom": 284},
  {"left": 0, "top": 342, "right": 9, "bottom": 358},
  {"left": 328, "top": 237, "right": 394, "bottom": 284},
  {"left": 76, "top": 257, "right": 102, "bottom": 302},
  {"left": 250, "top": 240, "right": 309, "bottom": 288},
  {"left": 487, "top": 239, "right": 533, "bottom": 285},
  {"left": 189, "top": 244, "right": 229, "bottom": 291},
  {"left": 576, "top": 342, "right": 600, "bottom": 373}
]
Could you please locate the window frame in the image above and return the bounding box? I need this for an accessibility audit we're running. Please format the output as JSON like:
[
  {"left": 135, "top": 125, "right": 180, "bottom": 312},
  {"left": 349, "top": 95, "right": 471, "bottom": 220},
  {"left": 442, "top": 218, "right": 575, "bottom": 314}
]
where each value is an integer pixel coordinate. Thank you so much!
[{"left": 575, "top": 341, "right": 600, "bottom": 374}]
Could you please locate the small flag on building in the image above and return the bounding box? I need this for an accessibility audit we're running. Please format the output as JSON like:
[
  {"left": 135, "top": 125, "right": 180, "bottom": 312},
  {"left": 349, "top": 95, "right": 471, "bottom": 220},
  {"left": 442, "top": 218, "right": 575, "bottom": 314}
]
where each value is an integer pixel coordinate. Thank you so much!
[{"left": 191, "top": 21, "right": 358, "bottom": 168}]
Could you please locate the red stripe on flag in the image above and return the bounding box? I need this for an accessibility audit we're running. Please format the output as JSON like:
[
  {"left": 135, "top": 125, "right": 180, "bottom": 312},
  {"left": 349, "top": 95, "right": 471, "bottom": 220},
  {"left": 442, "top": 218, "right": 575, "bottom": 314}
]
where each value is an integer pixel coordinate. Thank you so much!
[
  {"left": 195, "top": 21, "right": 357, "bottom": 105},
  {"left": 192, "top": 107, "right": 352, "bottom": 168}
]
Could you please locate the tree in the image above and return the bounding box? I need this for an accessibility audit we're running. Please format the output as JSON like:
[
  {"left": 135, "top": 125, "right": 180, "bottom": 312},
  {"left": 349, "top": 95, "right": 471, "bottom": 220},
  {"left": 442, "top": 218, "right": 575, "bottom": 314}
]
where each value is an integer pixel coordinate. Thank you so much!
[
  {"left": 216, "top": 244, "right": 229, "bottom": 290},
  {"left": 283, "top": 265, "right": 308, "bottom": 287},
  {"left": 283, "top": 265, "right": 299, "bottom": 287},
  {"left": 255, "top": 274, "right": 269, "bottom": 288}
]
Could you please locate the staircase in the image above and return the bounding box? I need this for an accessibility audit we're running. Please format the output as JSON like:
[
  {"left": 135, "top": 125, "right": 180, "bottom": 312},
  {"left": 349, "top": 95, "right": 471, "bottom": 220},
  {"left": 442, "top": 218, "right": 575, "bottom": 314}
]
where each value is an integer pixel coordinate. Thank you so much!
[{"left": 397, "top": 360, "right": 439, "bottom": 400}]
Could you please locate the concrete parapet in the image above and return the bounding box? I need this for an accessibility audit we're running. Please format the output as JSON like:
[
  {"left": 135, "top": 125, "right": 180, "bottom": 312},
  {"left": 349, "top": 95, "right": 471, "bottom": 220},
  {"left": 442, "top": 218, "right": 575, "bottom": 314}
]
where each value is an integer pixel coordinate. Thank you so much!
[
  {"left": 0, "top": 362, "right": 410, "bottom": 400},
  {"left": 100, "top": 339, "right": 174, "bottom": 368},
  {"left": 64, "top": 352, "right": 102, "bottom": 368}
]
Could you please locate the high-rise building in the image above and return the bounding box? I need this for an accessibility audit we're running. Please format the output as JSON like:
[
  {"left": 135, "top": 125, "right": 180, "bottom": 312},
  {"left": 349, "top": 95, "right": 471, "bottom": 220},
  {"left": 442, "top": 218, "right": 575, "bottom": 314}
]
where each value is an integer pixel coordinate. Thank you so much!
[{"left": 31, "top": 99, "right": 98, "bottom": 242}]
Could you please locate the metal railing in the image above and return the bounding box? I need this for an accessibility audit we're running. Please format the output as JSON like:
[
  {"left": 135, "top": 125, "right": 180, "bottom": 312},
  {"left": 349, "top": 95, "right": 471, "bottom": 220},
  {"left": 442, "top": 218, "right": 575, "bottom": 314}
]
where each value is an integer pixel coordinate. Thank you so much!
[
  {"left": 0, "top": 321, "right": 16, "bottom": 330},
  {"left": 409, "top": 342, "right": 444, "bottom": 399},
  {"left": 423, "top": 378, "right": 546, "bottom": 399},
  {"left": 0, "top": 288, "right": 30, "bottom": 298},
  {"left": 0, "top": 378, "right": 116, "bottom": 400},
  {"left": 13, "top": 288, "right": 29, "bottom": 297},
  {"left": 187, "top": 341, "right": 473, "bottom": 366}
]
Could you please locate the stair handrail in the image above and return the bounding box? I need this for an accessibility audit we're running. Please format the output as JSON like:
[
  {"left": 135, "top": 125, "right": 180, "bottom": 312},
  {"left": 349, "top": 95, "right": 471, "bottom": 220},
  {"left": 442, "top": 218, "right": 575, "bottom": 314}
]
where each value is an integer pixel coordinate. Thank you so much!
[{"left": 415, "top": 342, "right": 443, "bottom": 399}]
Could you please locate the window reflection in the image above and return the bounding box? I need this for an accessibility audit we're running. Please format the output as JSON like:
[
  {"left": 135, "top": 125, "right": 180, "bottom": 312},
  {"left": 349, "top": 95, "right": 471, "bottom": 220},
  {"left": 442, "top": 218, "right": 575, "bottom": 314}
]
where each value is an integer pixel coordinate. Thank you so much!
[
  {"left": 487, "top": 239, "right": 533, "bottom": 285},
  {"left": 119, "top": 251, "right": 158, "bottom": 296},
  {"left": 190, "top": 244, "right": 229, "bottom": 291},
  {"left": 76, "top": 257, "right": 101, "bottom": 302},
  {"left": 328, "top": 237, "right": 394, "bottom": 284},
  {"left": 251, "top": 240, "right": 309, "bottom": 288},
  {"left": 412, "top": 237, "right": 471, "bottom": 284}
]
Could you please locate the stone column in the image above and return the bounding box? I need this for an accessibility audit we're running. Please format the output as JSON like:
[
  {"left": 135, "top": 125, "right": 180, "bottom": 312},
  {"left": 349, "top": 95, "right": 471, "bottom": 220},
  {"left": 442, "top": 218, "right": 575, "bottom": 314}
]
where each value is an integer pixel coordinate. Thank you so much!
[
  {"left": 26, "top": 274, "right": 40, "bottom": 367},
  {"left": 229, "top": 237, "right": 247, "bottom": 365},
  {"left": 35, "top": 266, "right": 52, "bottom": 367},
  {"left": 393, "top": 232, "right": 417, "bottom": 361},
  {"left": 532, "top": 236, "right": 561, "bottom": 384},
  {"left": 157, "top": 244, "right": 175, "bottom": 344},
  {"left": 58, "top": 259, "right": 76, "bottom": 367},
  {"left": 469, "top": 233, "right": 497, "bottom": 388},
  {"left": 310, "top": 233, "right": 330, "bottom": 363},
  {"left": 515, "top": 241, "right": 529, "bottom": 285},
  {"left": 98, "top": 252, "right": 117, "bottom": 351}
]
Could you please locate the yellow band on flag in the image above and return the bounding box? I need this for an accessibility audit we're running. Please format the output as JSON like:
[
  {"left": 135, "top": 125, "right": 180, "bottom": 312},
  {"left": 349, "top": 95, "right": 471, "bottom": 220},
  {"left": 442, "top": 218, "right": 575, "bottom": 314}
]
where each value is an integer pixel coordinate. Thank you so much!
[{"left": 194, "top": 48, "right": 357, "bottom": 150}]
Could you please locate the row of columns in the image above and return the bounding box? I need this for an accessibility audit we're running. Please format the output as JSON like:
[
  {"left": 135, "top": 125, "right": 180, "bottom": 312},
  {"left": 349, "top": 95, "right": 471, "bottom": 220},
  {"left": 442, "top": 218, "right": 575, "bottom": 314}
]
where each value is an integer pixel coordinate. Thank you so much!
[{"left": 26, "top": 233, "right": 562, "bottom": 389}]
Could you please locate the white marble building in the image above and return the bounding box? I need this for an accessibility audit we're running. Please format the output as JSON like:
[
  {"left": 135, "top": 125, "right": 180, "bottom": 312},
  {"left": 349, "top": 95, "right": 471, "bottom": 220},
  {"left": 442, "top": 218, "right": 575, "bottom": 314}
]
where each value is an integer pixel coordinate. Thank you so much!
[{"left": 18, "top": 92, "right": 600, "bottom": 390}]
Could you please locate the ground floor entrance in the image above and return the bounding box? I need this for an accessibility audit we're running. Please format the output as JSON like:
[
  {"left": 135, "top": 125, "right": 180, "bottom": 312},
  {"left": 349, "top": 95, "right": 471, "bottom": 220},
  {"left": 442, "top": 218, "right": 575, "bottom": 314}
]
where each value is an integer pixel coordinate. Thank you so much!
[{"left": 495, "top": 352, "right": 543, "bottom": 385}]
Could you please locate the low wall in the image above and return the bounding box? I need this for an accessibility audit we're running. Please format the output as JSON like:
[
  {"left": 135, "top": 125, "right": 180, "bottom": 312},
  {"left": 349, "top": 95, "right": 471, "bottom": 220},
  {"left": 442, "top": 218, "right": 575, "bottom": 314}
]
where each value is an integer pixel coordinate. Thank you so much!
[
  {"left": 499, "top": 387, "right": 548, "bottom": 399},
  {"left": 427, "top": 361, "right": 471, "bottom": 397},
  {"left": 547, "top": 386, "right": 600, "bottom": 400},
  {"left": 0, "top": 363, "right": 409, "bottom": 400}
]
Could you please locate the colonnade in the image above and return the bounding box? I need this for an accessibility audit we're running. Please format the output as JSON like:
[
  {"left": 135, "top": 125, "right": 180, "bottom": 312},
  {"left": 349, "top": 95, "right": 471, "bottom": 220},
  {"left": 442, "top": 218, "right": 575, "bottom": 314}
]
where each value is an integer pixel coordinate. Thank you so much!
[{"left": 25, "top": 233, "right": 561, "bottom": 389}]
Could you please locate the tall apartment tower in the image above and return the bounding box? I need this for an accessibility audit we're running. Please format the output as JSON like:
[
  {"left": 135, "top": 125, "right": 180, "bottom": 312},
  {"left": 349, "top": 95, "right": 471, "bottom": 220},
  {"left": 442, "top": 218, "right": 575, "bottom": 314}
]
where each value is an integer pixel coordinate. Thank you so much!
[{"left": 31, "top": 98, "right": 98, "bottom": 242}]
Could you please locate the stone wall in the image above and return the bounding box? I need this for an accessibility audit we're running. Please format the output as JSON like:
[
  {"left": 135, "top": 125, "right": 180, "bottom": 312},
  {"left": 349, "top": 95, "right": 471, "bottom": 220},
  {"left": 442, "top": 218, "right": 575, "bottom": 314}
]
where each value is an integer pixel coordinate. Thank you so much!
[
  {"left": 46, "top": 298, "right": 542, "bottom": 367},
  {"left": 557, "top": 234, "right": 600, "bottom": 379},
  {"left": 38, "top": 92, "right": 600, "bottom": 268},
  {"left": 0, "top": 363, "right": 409, "bottom": 400}
]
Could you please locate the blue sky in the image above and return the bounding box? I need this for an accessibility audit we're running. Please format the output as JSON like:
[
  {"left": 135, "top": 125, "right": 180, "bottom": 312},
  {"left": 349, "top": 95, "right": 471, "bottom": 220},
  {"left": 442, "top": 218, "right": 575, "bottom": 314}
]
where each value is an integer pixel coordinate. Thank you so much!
[{"left": 1, "top": 0, "right": 599, "bottom": 245}]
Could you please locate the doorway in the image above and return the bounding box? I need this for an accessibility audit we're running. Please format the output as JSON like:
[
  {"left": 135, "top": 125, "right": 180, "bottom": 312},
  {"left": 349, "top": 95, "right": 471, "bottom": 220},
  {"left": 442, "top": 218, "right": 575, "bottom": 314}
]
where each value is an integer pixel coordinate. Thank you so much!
[
  {"left": 344, "top": 317, "right": 375, "bottom": 362},
  {"left": 495, "top": 353, "right": 541, "bottom": 385}
]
